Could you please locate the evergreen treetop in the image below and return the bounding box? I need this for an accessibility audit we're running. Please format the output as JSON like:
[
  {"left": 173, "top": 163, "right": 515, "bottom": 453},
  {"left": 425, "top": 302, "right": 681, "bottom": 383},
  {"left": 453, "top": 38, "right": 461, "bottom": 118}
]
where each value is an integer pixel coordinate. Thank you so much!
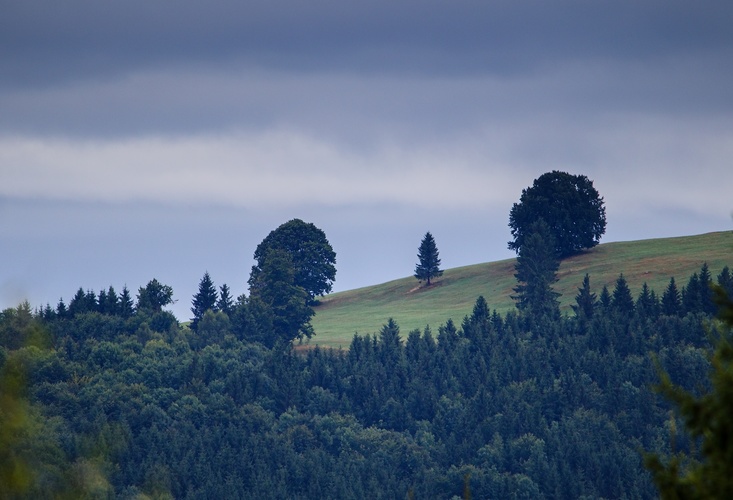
[{"left": 414, "top": 231, "right": 443, "bottom": 286}]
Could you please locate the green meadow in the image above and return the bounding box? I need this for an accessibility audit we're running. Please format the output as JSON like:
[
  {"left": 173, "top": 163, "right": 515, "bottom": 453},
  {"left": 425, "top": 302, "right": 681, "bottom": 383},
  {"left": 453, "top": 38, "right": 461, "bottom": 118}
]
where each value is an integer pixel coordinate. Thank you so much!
[{"left": 310, "top": 231, "right": 733, "bottom": 347}]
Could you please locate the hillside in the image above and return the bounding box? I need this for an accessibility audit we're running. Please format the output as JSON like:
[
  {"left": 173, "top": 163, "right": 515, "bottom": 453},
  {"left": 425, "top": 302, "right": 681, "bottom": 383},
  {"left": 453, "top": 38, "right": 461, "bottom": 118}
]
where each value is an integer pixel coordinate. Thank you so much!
[{"left": 310, "top": 231, "right": 733, "bottom": 347}]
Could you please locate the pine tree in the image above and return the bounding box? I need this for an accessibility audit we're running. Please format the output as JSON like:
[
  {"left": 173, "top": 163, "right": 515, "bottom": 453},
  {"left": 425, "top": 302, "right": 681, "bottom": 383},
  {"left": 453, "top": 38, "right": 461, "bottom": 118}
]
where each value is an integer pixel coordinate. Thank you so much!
[
  {"left": 572, "top": 273, "right": 597, "bottom": 319},
  {"left": 682, "top": 272, "right": 701, "bottom": 315},
  {"left": 636, "top": 282, "right": 659, "bottom": 319},
  {"left": 414, "top": 232, "right": 443, "bottom": 286},
  {"left": 718, "top": 266, "right": 733, "bottom": 298},
  {"left": 612, "top": 274, "right": 635, "bottom": 314},
  {"left": 599, "top": 285, "right": 612, "bottom": 311},
  {"left": 512, "top": 219, "right": 560, "bottom": 320},
  {"left": 119, "top": 286, "right": 134, "bottom": 318},
  {"left": 217, "top": 284, "right": 234, "bottom": 317},
  {"left": 191, "top": 272, "right": 218, "bottom": 331},
  {"left": 661, "top": 277, "right": 682, "bottom": 316},
  {"left": 699, "top": 263, "right": 716, "bottom": 315}
]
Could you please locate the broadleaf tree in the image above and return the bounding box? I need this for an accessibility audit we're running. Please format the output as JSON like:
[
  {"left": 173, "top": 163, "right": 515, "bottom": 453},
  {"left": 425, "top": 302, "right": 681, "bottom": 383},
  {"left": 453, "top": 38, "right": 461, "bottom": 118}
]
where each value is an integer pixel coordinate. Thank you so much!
[
  {"left": 249, "top": 219, "right": 336, "bottom": 303},
  {"left": 414, "top": 231, "right": 443, "bottom": 286},
  {"left": 508, "top": 170, "right": 606, "bottom": 258}
]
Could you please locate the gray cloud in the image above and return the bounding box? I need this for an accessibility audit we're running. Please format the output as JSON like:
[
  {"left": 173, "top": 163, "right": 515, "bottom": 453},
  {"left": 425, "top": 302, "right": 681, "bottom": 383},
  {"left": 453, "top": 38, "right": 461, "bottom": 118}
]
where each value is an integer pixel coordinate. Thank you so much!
[
  {"left": 2, "top": 0, "right": 732, "bottom": 318},
  {"left": 3, "top": 0, "right": 732, "bottom": 88}
]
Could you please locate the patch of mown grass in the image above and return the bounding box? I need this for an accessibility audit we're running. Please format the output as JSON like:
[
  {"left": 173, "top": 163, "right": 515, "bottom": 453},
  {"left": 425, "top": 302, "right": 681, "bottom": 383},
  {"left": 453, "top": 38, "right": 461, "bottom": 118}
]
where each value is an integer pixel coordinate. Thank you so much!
[{"left": 309, "top": 231, "right": 733, "bottom": 348}]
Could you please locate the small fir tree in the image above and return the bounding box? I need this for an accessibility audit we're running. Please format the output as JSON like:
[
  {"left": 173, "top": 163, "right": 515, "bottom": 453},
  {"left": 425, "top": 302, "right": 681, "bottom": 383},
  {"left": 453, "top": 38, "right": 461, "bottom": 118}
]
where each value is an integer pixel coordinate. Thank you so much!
[
  {"left": 661, "top": 277, "right": 682, "bottom": 316},
  {"left": 119, "top": 286, "right": 134, "bottom": 318},
  {"left": 512, "top": 219, "right": 560, "bottom": 320},
  {"left": 217, "top": 284, "right": 234, "bottom": 317},
  {"left": 191, "top": 272, "right": 218, "bottom": 331},
  {"left": 612, "top": 274, "right": 635, "bottom": 315},
  {"left": 414, "top": 231, "right": 443, "bottom": 286},
  {"left": 572, "top": 273, "right": 597, "bottom": 319}
]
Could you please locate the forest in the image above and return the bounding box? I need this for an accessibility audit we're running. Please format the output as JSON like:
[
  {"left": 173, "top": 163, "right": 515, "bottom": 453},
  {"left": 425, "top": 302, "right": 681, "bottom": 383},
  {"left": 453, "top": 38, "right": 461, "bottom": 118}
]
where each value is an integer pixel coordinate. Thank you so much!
[{"left": 1, "top": 260, "right": 732, "bottom": 498}]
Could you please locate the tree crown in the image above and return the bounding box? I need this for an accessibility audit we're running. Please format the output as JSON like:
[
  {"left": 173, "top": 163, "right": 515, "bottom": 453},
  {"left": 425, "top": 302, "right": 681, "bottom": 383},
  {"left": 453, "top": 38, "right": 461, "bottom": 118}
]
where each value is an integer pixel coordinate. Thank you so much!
[{"left": 509, "top": 170, "right": 606, "bottom": 258}]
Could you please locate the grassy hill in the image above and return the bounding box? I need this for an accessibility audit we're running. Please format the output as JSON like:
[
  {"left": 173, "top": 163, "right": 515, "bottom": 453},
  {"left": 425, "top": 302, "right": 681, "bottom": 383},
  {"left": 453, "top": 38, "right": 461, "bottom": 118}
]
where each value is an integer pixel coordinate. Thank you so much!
[{"left": 309, "top": 231, "right": 733, "bottom": 348}]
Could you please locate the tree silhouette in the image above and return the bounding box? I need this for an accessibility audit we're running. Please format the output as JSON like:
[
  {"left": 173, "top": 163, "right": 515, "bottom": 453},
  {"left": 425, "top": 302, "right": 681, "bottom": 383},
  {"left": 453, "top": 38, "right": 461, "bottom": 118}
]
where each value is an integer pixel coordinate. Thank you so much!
[{"left": 414, "top": 232, "right": 443, "bottom": 286}]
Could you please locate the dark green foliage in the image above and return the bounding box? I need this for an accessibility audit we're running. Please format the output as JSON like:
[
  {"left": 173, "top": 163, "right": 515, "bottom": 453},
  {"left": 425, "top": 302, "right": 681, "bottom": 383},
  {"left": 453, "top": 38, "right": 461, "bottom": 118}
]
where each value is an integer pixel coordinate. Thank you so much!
[
  {"left": 190, "top": 272, "right": 218, "bottom": 331},
  {"left": 119, "top": 285, "right": 134, "bottom": 318},
  {"left": 217, "top": 284, "right": 234, "bottom": 317},
  {"left": 250, "top": 219, "right": 337, "bottom": 301},
  {"left": 636, "top": 283, "right": 660, "bottom": 320},
  {"left": 573, "top": 273, "right": 597, "bottom": 319},
  {"left": 136, "top": 279, "right": 174, "bottom": 313},
  {"left": 508, "top": 171, "right": 606, "bottom": 258},
  {"left": 512, "top": 219, "right": 560, "bottom": 321},
  {"left": 599, "top": 285, "right": 612, "bottom": 310},
  {"left": 4, "top": 263, "right": 731, "bottom": 498},
  {"left": 248, "top": 249, "right": 314, "bottom": 347},
  {"left": 414, "top": 231, "right": 443, "bottom": 286},
  {"left": 718, "top": 266, "right": 733, "bottom": 298},
  {"left": 645, "top": 286, "right": 733, "bottom": 498},
  {"left": 661, "top": 277, "right": 682, "bottom": 317},
  {"left": 612, "top": 274, "right": 635, "bottom": 315}
]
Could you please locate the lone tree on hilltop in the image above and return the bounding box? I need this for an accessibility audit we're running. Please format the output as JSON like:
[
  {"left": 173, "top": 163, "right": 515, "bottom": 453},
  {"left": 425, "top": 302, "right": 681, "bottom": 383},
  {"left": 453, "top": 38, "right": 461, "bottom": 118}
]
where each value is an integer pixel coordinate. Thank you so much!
[
  {"left": 249, "top": 219, "right": 336, "bottom": 303},
  {"left": 509, "top": 170, "right": 606, "bottom": 258},
  {"left": 415, "top": 231, "right": 443, "bottom": 286}
]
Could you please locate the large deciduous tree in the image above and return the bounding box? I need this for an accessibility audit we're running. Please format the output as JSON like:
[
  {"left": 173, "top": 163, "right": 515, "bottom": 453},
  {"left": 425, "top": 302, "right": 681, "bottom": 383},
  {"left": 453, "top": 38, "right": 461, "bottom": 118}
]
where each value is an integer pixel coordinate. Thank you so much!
[
  {"left": 414, "top": 231, "right": 443, "bottom": 286},
  {"left": 508, "top": 171, "right": 606, "bottom": 258},
  {"left": 248, "top": 249, "right": 314, "bottom": 347},
  {"left": 249, "top": 219, "right": 336, "bottom": 302},
  {"left": 136, "top": 279, "right": 174, "bottom": 313}
]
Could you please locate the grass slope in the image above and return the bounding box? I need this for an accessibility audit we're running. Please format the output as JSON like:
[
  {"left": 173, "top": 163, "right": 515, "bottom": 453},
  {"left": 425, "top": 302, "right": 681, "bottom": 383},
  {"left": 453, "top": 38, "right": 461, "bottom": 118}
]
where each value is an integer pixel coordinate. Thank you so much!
[{"left": 310, "top": 231, "right": 733, "bottom": 348}]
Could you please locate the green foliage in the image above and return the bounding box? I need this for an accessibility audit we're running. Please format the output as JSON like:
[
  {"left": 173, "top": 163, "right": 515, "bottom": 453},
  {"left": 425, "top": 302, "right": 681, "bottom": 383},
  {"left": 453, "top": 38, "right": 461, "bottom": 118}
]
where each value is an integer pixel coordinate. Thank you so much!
[
  {"left": 573, "top": 273, "right": 597, "bottom": 319},
  {"left": 248, "top": 249, "right": 315, "bottom": 347},
  {"left": 508, "top": 170, "right": 606, "bottom": 258},
  {"left": 136, "top": 279, "right": 174, "bottom": 313},
  {"left": 645, "top": 286, "right": 733, "bottom": 498},
  {"left": 414, "top": 231, "right": 443, "bottom": 286},
  {"left": 512, "top": 219, "right": 560, "bottom": 321},
  {"left": 250, "top": 218, "right": 337, "bottom": 301},
  {"left": 190, "top": 271, "right": 218, "bottom": 331}
]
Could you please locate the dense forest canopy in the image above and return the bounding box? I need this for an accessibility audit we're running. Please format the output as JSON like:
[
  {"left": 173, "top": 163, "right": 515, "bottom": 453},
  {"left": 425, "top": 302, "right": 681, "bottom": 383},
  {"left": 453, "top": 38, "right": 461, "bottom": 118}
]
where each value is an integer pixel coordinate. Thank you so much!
[{"left": 2, "top": 257, "right": 732, "bottom": 497}]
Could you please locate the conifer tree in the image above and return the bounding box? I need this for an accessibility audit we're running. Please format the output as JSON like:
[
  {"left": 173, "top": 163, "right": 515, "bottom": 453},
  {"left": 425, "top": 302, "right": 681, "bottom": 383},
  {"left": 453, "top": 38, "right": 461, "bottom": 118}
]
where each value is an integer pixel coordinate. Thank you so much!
[
  {"left": 572, "top": 273, "right": 597, "bottom": 319},
  {"left": 612, "top": 274, "right": 635, "bottom": 314},
  {"left": 718, "top": 266, "right": 733, "bottom": 298},
  {"left": 636, "top": 282, "right": 659, "bottom": 319},
  {"left": 217, "top": 284, "right": 234, "bottom": 317},
  {"left": 682, "top": 272, "right": 701, "bottom": 315},
  {"left": 191, "top": 272, "right": 218, "bottom": 331},
  {"left": 512, "top": 219, "right": 560, "bottom": 320},
  {"left": 414, "top": 231, "right": 443, "bottom": 286},
  {"left": 599, "top": 285, "right": 612, "bottom": 311},
  {"left": 119, "top": 286, "right": 134, "bottom": 318},
  {"left": 661, "top": 277, "right": 681, "bottom": 316},
  {"left": 645, "top": 285, "right": 733, "bottom": 497}
]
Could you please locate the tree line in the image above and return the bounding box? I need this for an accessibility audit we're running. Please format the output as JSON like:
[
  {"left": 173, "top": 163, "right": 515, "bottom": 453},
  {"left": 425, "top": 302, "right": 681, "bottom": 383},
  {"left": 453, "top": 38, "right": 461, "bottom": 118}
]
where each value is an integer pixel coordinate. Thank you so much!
[{"left": 1, "top": 260, "right": 731, "bottom": 497}]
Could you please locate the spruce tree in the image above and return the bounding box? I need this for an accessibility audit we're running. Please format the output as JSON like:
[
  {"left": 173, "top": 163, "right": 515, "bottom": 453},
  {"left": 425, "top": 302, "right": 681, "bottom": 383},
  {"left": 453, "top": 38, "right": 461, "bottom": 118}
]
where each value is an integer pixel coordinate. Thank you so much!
[
  {"left": 572, "top": 273, "right": 597, "bottom": 319},
  {"left": 612, "top": 274, "right": 635, "bottom": 314},
  {"left": 718, "top": 266, "right": 733, "bottom": 298},
  {"left": 414, "top": 231, "right": 443, "bottom": 286},
  {"left": 119, "top": 286, "right": 134, "bottom": 318},
  {"left": 512, "top": 219, "right": 560, "bottom": 320},
  {"left": 191, "top": 272, "right": 218, "bottom": 331},
  {"left": 661, "top": 277, "right": 681, "bottom": 316},
  {"left": 217, "top": 284, "right": 234, "bottom": 317}
]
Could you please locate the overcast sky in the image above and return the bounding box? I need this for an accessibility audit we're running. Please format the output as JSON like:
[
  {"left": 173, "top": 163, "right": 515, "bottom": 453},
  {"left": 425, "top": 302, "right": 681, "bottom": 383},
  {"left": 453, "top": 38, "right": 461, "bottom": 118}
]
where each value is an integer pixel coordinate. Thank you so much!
[{"left": 2, "top": 0, "right": 732, "bottom": 321}]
